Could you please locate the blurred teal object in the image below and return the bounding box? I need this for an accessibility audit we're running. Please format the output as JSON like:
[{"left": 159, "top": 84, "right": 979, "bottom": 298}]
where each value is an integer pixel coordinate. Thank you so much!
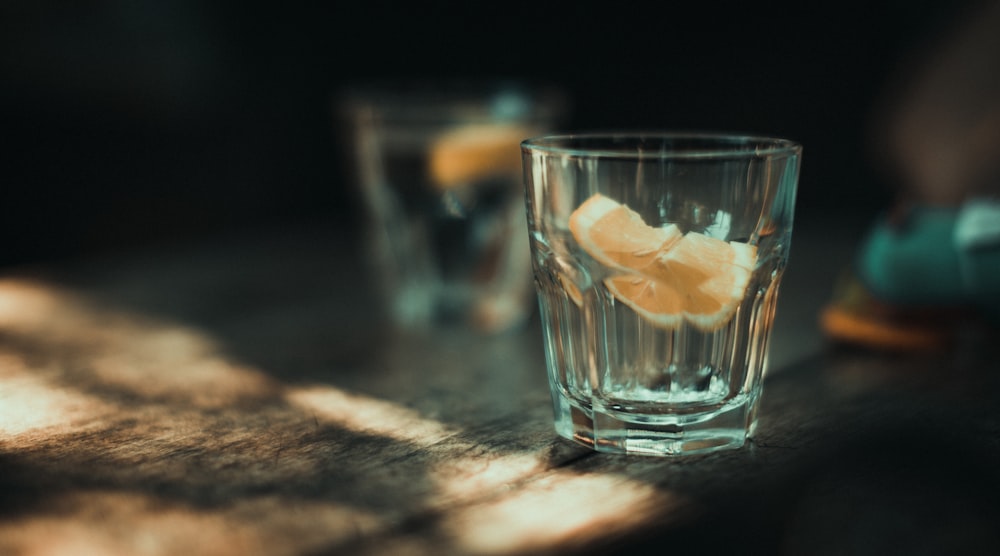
[{"left": 858, "top": 200, "right": 1000, "bottom": 323}]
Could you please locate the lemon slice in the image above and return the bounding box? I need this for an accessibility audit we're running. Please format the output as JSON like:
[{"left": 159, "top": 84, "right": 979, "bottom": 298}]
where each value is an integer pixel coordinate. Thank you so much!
[
  {"left": 428, "top": 124, "right": 529, "bottom": 190},
  {"left": 568, "top": 193, "right": 681, "bottom": 272},
  {"left": 569, "top": 193, "right": 756, "bottom": 330}
]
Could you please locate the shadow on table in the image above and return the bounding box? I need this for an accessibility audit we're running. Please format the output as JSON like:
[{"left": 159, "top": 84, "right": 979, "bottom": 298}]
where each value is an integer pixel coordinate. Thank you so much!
[{"left": 567, "top": 346, "right": 1000, "bottom": 556}]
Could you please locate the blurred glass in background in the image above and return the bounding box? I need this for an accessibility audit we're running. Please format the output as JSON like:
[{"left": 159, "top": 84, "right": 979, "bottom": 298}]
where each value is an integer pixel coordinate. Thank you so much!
[{"left": 338, "top": 84, "right": 566, "bottom": 333}]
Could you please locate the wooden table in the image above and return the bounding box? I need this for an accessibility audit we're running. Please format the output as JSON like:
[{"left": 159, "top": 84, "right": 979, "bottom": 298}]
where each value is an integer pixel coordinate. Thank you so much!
[{"left": 2, "top": 218, "right": 999, "bottom": 555}]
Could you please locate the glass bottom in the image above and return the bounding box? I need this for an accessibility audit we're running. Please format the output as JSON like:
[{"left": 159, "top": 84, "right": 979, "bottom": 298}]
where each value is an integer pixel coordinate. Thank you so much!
[
  {"left": 552, "top": 390, "right": 760, "bottom": 456},
  {"left": 388, "top": 284, "right": 533, "bottom": 333}
]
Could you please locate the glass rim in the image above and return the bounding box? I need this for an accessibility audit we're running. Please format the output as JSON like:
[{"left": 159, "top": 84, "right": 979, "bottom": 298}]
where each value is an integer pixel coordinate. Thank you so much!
[{"left": 521, "top": 131, "right": 802, "bottom": 159}]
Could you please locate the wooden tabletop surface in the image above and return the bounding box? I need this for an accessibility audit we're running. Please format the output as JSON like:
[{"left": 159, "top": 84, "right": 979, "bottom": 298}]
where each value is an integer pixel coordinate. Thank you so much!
[{"left": 2, "top": 217, "right": 999, "bottom": 555}]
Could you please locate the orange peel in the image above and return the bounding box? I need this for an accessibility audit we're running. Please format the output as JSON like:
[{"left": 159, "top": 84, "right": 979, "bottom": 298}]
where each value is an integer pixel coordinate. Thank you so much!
[{"left": 569, "top": 193, "right": 756, "bottom": 330}]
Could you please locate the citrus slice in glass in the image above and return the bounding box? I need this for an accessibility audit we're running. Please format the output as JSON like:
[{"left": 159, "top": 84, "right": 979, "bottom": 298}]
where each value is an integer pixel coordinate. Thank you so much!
[
  {"left": 568, "top": 193, "right": 681, "bottom": 272},
  {"left": 428, "top": 124, "right": 529, "bottom": 190},
  {"left": 569, "top": 193, "right": 757, "bottom": 331},
  {"left": 558, "top": 274, "right": 584, "bottom": 307},
  {"left": 606, "top": 232, "right": 757, "bottom": 330}
]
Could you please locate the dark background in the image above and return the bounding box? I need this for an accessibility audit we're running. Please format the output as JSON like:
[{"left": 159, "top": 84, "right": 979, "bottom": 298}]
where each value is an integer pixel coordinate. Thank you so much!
[{"left": 0, "top": 1, "right": 973, "bottom": 268}]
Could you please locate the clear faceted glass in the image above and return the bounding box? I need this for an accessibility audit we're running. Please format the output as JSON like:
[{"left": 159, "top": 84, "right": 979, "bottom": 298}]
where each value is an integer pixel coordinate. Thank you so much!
[{"left": 522, "top": 133, "right": 801, "bottom": 455}]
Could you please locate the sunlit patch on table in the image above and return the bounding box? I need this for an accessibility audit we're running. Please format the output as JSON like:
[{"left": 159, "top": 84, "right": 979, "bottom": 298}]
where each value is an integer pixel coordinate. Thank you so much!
[
  {"left": 0, "top": 490, "right": 385, "bottom": 556},
  {"left": 287, "top": 386, "right": 457, "bottom": 446},
  {"left": 444, "top": 471, "right": 682, "bottom": 555},
  {"left": 0, "top": 354, "right": 115, "bottom": 436}
]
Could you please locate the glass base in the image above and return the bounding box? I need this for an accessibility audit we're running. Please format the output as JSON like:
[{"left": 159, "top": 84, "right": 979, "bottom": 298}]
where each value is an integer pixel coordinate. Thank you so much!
[
  {"left": 386, "top": 285, "right": 532, "bottom": 334},
  {"left": 552, "top": 392, "right": 760, "bottom": 456}
]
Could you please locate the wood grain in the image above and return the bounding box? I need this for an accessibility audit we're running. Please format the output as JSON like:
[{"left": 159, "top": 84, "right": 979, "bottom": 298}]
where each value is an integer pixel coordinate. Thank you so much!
[{"left": 2, "top": 225, "right": 999, "bottom": 555}]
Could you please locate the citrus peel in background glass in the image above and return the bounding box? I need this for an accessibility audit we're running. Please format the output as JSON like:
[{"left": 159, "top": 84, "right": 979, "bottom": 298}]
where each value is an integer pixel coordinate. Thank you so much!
[{"left": 429, "top": 124, "right": 531, "bottom": 190}]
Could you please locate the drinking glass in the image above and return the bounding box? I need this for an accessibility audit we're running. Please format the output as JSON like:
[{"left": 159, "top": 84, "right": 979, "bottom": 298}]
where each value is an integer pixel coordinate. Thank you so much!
[
  {"left": 522, "top": 133, "right": 801, "bottom": 455},
  {"left": 341, "top": 84, "right": 564, "bottom": 333}
]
